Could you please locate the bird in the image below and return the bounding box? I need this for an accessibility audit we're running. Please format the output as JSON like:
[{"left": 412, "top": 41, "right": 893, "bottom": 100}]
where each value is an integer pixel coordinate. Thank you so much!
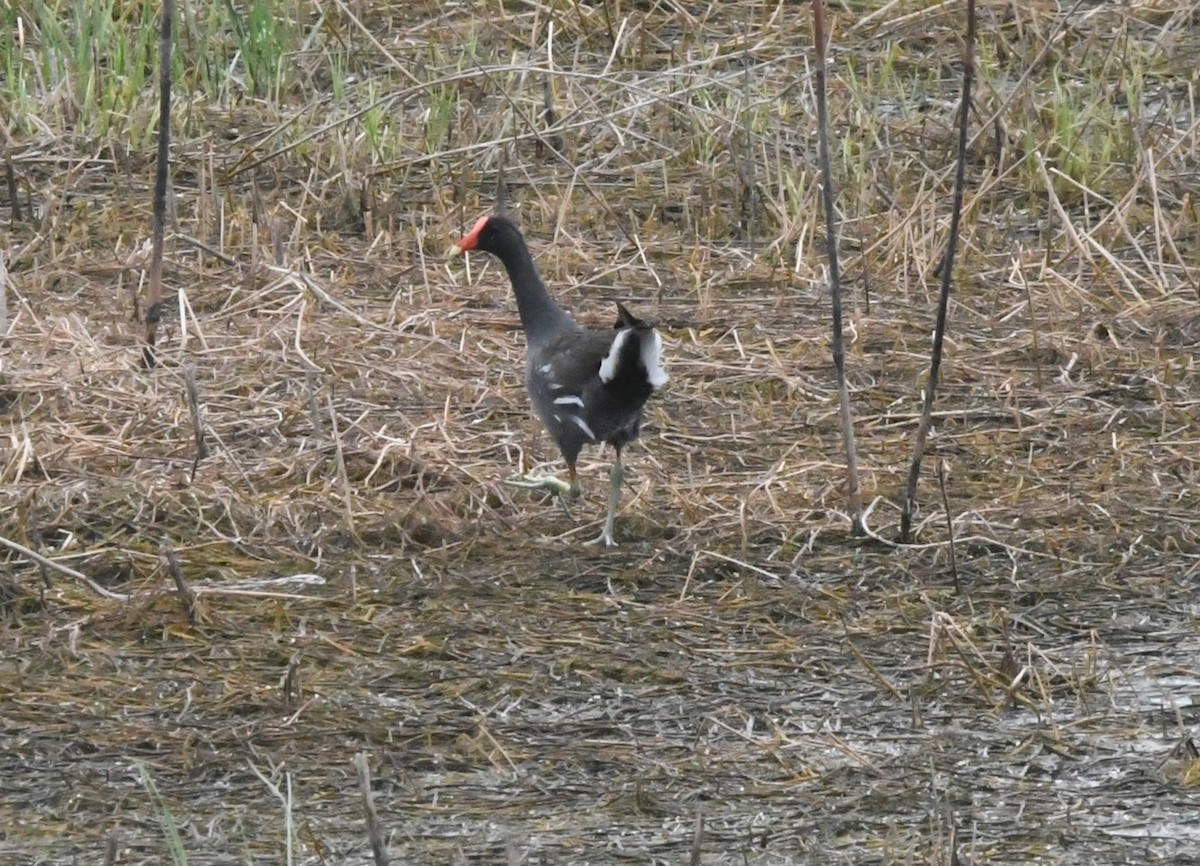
[{"left": 449, "top": 214, "right": 667, "bottom": 546}]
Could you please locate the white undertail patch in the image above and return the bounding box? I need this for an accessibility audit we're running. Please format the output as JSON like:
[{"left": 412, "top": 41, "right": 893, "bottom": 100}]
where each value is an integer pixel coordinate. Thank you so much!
[
  {"left": 601, "top": 326, "right": 667, "bottom": 388},
  {"left": 642, "top": 329, "right": 668, "bottom": 388},
  {"left": 569, "top": 415, "right": 596, "bottom": 440},
  {"left": 554, "top": 395, "right": 585, "bottom": 407},
  {"left": 598, "top": 329, "right": 631, "bottom": 383}
]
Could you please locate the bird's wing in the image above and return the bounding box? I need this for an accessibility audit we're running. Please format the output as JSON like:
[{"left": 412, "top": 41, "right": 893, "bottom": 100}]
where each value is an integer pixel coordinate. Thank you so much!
[{"left": 533, "top": 329, "right": 615, "bottom": 397}]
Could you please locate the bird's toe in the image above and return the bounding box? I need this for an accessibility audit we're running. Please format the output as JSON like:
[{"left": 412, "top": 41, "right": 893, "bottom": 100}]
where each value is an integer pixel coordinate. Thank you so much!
[
  {"left": 587, "top": 529, "right": 618, "bottom": 548},
  {"left": 505, "top": 473, "right": 576, "bottom": 497}
]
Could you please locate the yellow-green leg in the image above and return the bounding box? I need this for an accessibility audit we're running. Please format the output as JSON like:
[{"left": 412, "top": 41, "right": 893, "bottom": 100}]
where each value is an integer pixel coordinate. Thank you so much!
[{"left": 506, "top": 464, "right": 581, "bottom": 498}]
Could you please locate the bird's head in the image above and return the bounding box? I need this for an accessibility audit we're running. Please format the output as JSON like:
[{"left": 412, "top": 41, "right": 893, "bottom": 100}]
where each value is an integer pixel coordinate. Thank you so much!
[{"left": 449, "top": 214, "right": 522, "bottom": 258}]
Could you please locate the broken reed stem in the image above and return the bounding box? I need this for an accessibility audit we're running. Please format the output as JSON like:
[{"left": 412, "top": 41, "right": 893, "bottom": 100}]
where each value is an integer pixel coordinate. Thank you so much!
[
  {"left": 0, "top": 533, "right": 128, "bottom": 601},
  {"left": 326, "top": 392, "right": 360, "bottom": 543},
  {"left": 142, "top": 0, "right": 173, "bottom": 368},
  {"left": 495, "top": 153, "right": 508, "bottom": 215},
  {"left": 541, "top": 75, "right": 563, "bottom": 155},
  {"left": 739, "top": 22, "right": 759, "bottom": 252},
  {"left": 283, "top": 655, "right": 302, "bottom": 710},
  {"left": 600, "top": 0, "right": 617, "bottom": 47},
  {"left": 1020, "top": 258, "right": 1044, "bottom": 391},
  {"left": 846, "top": 638, "right": 904, "bottom": 700},
  {"left": 0, "top": 251, "right": 8, "bottom": 341},
  {"left": 932, "top": 806, "right": 961, "bottom": 866},
  {"left": 542, "top": 21, "right": 565, "bottom": 156},
  {"left": 306, "top": 368, "right": 323, "bottom": 437},
  {"left": 248, "top": 221, "right": 259, "bottom": 294},
  {"left": 102, "top": 831, "right": 119, "bottom": 866},
  {"left": 812, "top": 0, "right": 865, "bottom": 535},
  {"left": 272, "top": 217, "right": 286, "bottom": 266},
  {"left": 161, "top": 542, "right": 195, "bottom": 624},
  {"left": 937, "top": 458, "right": 960, "bottom": 593},
  {"left": 19, "top": 495, "right": 51, "bottom": 588},
  {"left": 177, "top": 232, "right": 238, "bottom": 266},
  {"left": 184, "top": 365, "right": 208, "bottom": 482},
  {"left": 488, "top": 80, "right": 660, "bottom": 282},
  {"left": 899, "top": 0, "right": 975, "bottom": 544},
  {"left": 353, "top": 753, "right": 390, "bottom": 866},
  {"left": 690, "top": 809, "right": 704, "bottom": 866},
  {"left": 4, "top": 155, "right": 19, "bottom": 223},
  {"left": 999, "top": 608, "right": 1022, "bottom": 708}
]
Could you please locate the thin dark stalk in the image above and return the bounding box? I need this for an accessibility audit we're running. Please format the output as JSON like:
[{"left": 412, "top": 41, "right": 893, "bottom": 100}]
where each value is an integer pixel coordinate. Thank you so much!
[
  {"left": 143, "top": 0, "right": 174, "bottom": 368},
  {"left": 812, "top": 0, "right": 864, "bottom": 535},
  {"left": 899, "top": 0, "right": 976, "bottom": 544}
]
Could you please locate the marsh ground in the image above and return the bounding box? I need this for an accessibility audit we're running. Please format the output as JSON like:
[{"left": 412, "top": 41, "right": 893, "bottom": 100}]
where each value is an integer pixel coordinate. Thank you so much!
[{"left": 2, "top": 1, "right": 1199, "bottom": 863}]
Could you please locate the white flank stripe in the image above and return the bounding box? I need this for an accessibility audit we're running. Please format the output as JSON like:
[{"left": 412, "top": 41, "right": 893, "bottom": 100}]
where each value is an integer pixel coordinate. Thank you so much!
[
  {"left": 569, "top": 415, "right": 596, "bottom": 440},
  {"left": 643, "top": 329, "right": 669, "bottom": 387},
  {"left": 598, "top": 329, "right": 632, "bottom": 383},
  {"left": 539, "top": 363, "right": 553, "bottom": 375},
  {"left": 554, "top": 395, "right": 585, "bottom": 407}
]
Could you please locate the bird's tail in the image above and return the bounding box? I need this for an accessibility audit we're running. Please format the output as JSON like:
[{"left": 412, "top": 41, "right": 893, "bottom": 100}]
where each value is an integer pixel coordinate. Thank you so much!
[{"left": 601, "top": 303, "right": 668, "bottom": 389}]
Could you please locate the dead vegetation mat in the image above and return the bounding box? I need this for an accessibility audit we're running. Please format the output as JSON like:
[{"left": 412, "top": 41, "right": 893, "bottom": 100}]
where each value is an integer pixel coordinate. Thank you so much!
[{"left": 2, "top": 2, "right": 1200, "bottom": 864}]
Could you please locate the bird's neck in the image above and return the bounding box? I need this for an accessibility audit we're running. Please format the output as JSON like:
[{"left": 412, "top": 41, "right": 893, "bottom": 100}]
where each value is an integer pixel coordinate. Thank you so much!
[{"left": 496, "top": 244, "right": 575, "bottom": 344}]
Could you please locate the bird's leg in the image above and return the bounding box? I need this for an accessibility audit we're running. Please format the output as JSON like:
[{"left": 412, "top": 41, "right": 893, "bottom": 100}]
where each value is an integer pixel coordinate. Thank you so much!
[
  {"left": 506, "top": 463, "right": 581, "bottom": 498},
  {"left": 589, "top": 448, "right": 623, "bottom": 547}
]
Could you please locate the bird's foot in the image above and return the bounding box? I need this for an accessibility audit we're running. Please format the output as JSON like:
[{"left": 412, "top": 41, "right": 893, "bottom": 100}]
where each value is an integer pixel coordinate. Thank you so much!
[
  {"left": 586, "top": 528, "right": 618, "bottom": 548},
  {"left": 505, "top": 473, "right": 579, "bottom": 498}
]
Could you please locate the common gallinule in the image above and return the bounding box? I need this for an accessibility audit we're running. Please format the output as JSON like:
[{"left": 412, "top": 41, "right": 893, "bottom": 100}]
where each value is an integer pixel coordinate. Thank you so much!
[{"left": 450, "top": 214, "right": 667, "bottom": 546}]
